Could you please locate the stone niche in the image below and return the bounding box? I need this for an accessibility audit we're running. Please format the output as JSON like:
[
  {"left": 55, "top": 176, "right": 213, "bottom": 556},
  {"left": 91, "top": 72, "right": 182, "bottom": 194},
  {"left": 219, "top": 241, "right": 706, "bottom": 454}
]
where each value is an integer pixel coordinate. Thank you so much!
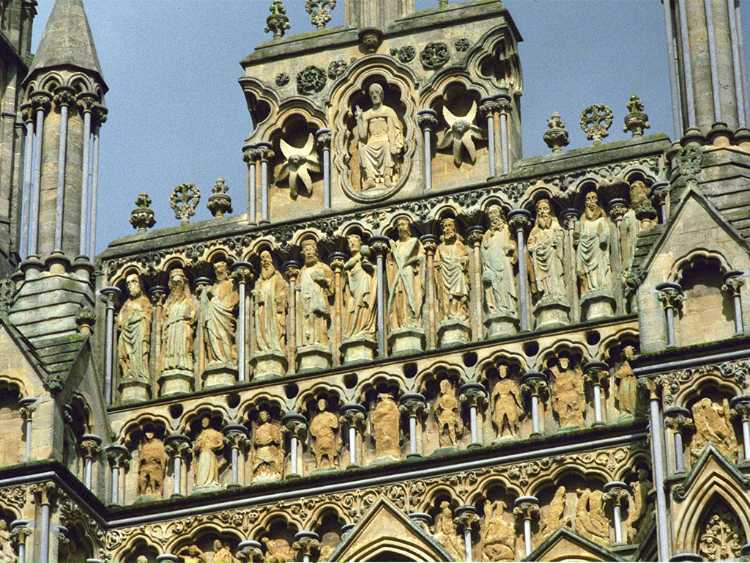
[{"left": 0, "top": 382, "right": 22, "bottom": 468}]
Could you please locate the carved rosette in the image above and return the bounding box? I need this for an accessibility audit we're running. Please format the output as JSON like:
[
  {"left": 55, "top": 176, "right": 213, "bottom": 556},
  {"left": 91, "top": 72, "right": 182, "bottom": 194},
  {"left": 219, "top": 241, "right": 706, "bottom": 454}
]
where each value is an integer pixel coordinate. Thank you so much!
[{"left": 580, "top": 104, "right": 613, "bottom": 144}]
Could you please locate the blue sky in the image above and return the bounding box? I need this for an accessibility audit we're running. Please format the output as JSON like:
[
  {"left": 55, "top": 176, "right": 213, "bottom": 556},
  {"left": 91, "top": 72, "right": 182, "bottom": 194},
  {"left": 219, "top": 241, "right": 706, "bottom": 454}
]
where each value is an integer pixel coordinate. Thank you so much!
[{"left": 30, "top": 0, "right": 748, "bottom": 251}]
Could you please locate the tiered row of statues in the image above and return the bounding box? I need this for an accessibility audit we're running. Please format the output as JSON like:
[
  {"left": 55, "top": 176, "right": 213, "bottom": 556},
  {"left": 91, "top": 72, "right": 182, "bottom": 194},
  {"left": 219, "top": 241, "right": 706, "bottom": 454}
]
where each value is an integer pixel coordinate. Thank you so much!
[{"left": 113, "top": 183, "right": 657, "bottom": 400}]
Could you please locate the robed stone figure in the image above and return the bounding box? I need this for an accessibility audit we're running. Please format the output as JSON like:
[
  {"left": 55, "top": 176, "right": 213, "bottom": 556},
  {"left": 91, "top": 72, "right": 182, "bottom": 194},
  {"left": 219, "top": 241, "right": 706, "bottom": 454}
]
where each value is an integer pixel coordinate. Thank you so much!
[
  {"left": 299, "top": 239, "right": 334, "bottom": 347},
  {"left": 252, "top": 409, "right": 283, "bottom": 480},
  {"left": 201, "top": 260, "right": 239, "bottom": 369},
  {"left": 193, "top": 416, "right": 225, "bottom": 490},
  {"left": 253, "top": 250, "right": 288, "bottom": 353},
  {"left": 575, "top": 191, "right": 612, "bottom": 293},
  {"left": 162, "top": 268, "right": 197, "bottom": 374},
  {"left": 372, "top": 393, "right": 401, "bottom": 458},
  {"left": 480, "top": 205, "right": 518, "bottom": 317},
  {"left": 355, "top": 83, "right": 404, "bottom": 190},
  {"left": 343, "top": 233, "right": 377, "bottom": 340},
  {"left": 435, "top": 217, "right": 470, "bottom": 322},
  {"left": 528, "top": 198, "right": 567, "bottom": 301},
  {"left": 117, "top": 273, "right": 152, "bottom": 381},
  {"left": 386, "top": 216, "right": 424, "bottom": 330},
  {"left": 137, "top": 429, "right": 167, "bottom": 497}
]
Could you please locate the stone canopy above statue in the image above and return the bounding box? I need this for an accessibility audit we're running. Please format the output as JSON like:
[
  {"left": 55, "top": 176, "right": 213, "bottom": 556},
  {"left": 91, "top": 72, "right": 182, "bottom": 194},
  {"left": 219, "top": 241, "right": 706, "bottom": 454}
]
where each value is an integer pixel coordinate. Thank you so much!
[{"left": 240, "top": 0, "right": 523, "bottom": 223}]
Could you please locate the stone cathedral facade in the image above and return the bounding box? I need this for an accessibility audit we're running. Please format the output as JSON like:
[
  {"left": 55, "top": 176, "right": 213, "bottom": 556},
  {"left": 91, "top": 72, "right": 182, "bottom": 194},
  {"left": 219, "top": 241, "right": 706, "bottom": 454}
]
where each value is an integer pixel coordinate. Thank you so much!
[{"left": 0, "top": 0, "right": 749, "bottom": 561}]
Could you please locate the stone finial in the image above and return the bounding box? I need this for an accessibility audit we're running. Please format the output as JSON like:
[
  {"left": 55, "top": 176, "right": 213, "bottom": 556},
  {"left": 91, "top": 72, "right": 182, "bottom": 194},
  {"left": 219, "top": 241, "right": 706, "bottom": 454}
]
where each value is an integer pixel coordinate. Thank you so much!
[
  {"left": 543, "top": 112, "right": 570, "bottom": 153},
  {"left": 305, "top": 0, "right": 336, "bottom": 29},
  {"left": 129, "top": 193, "right": 156, "bottom": 232},
  {"left": 170, "top": 183, "right": 201, "bottom": 225},
  {"left": 580, "top": 103, "right": 613, "bottom": 144},
  {"left": 624, "top": 95, "right": 650, "bottom": 138},
  {"left": 207, "top": 177, "right": 233, "bottom": 218},
  {"left": 265, "top": 0, "right": 290, "bottom": 39}
]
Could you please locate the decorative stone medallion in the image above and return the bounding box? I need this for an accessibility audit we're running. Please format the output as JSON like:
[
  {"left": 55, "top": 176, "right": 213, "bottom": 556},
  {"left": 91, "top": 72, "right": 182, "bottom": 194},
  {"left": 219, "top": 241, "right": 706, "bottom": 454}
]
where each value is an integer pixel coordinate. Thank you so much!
[
  {"left": 296, "top": 65, "right": 327, "bottom": 95},
  {"left": 389, "top": 45, "right": 416, "bottom": 63},
  {"left": 327, "top": 59, "right": 348, "bottom": 80},
  {"left": 454, "top": 38, "right": 471, "bottom": 52},
  {"left": 420, "top": 42, "right": 450, "bottom": 69},
  {"left": 275, "top": 73, "right": 290, "bottom": 87}
]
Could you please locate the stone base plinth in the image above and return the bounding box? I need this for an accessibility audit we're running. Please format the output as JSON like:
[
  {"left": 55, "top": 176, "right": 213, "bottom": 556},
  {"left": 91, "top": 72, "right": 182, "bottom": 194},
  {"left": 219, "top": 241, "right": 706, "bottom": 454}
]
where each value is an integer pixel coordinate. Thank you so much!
[
  {"left": 534, "top": 297, "right": 571, "bottom": 330},
  {"left": 389, "top": 327, "right": 425, "bottom": 355},
  {"left": 581, "top": 290, "right": 615, "bottom": 321},
  {"left": 192, "top": 483, "right": 224, "bottom": 495},
  {"left": 119, "top": 379, "right": 150, "bottom": 404},
  {"left": 438, "top": 319, "right": 470, "bottom": 346},
  {"left": 159, "top": 369, "right": 194, "bottom": 397},
  {"left": 252, "top": 350, "right": 287, "bottom": 379},
  {"left": 484, "top": 312, "right": 518, "bottom": 338},
  {"left": 297, "top": 344, "right": 332, "bottom": 371},
  {"left": 202, "top": 364, "right": 237, "bottom": 389},
  {"left": 341, "top": 336, "right": 377, "bottom": 364}
]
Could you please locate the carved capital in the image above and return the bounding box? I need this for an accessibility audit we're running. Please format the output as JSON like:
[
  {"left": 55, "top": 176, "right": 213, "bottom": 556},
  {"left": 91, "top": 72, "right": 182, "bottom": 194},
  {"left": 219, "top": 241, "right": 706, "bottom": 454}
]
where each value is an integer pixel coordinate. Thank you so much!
[
  {"left": 18, "top": 397, "right": 37, "bottom": 422},
  {"left": 417, "top": 108, "right": 438, "bottom": 131},
  {"left": 420, "top": 234, "right": 437, "bottom": 255},
  {"left": 76, "top": 92, "right": 98, "bottom": 114},
  {"left": 663, "top": 406, "right": 694, "bottom": 432},
  {"left": 722, "top": 271, "right": 745, "bottom": 297},
  {"left": 92, "top": 103, "right": 108, "bottom": 127},
  {"left": 639, "top": 376, "right": 661, "bottom": 402},
  {"left": 165, "top": 432, "right": 191, "bottom": 460},
  {"left": 655, "top": 282, "right": 684, "bottom": 311},
  {"left": 329, "top": 251, "right": 347, "bottom": 273},
  {"left": 31, "top": 481, "right": 57, "bottom": 507},
  {"left": 9, "top": 520, "right": 31, "bottom": 549},
  {"left": 256, "top": 141, "right": 274, "bottom": 162},
  {"left": 53, "top": 86, "right": 76, "bottom": 108},
  {"left": 603, "top": 481, "right": 631, "bottom": 510},
  {"left": 236, "top": 540, "right": 264, "bottom": 562},
  {"left": 340, "top": 403, "right": 366, "bottom": 431},
  {"left": 459, "top": 382, "right": 488, "bottom": 410},
  {"left": 79, "top": 433, "right": 102, "bottom": 459},
  {"left": 369, "top": 235, "right": 390, "bottom": 258},
  {"left": 224, "top": 423, "right": 250, "bottom": 450},
  {"left": 283, "top": 260, "right": 301, "bottom": 283},
  {"left": 105, "top": 444, "right": 130, "bottom": 470},
  {"left": 282, "top": 412, "right": 308, "bottom": 440},
  {"left": 453, "top": 505, "right": 480, "bottom": 531},
  {"left": 730, "top": 395, "right": 750, "bottom": 422},
  {"left": 583, "top": 361, "right": 610, "bottom": 387},
  {"left": 29, "top": 91, "right": 52, "bottom": 114},
  {"left": 100, "top": 286, "right": 121, "bottom": 307},
  {"left": 512, "top": 495, "right": 540, "bottom": 521},
  {"left": 479, "top": 98, "right": 501, "bottom": 118},
  {"left": 508, "top": 208, "right": 532, "bottom": 234},
  {"left": 293, "top": 531, "right": 320, "bottom": 560},
  {"left": 149, "top": 284, "right": 167, "bottom": 306},
  {"left": 231, "top": 261, "right": 254, "bottom": 285},
  {"left": 399, "top": 392, "right": 427, "bottom": 418},
  {"left": 315, "top": 127, "right": 331, "bottom": 150},
  {"left": 20, "top": 102, "right": 34, "bottom": 124},
  {"left": 521, "top": 371, "right": 550, "bottom": 400},
  {"left": 242, "top": 144, "right": 260, "bottom": 164},
  {"left": 467, "top": 226, "right": 485, "bottom": 247}
]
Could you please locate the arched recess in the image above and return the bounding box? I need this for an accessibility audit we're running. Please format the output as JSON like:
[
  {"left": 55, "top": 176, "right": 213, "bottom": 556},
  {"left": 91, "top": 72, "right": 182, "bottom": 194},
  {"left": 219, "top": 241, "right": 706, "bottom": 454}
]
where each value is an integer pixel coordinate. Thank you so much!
[{"left": 0, "top": 378, "right": 25, "bottom": 468}]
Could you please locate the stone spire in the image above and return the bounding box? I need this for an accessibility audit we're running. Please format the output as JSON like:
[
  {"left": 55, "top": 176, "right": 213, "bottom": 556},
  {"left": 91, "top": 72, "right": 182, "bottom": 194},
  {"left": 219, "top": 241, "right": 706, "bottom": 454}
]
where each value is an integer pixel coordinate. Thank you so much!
[{"left": 344, "top": 0, "right": 415, "bottom": 30}]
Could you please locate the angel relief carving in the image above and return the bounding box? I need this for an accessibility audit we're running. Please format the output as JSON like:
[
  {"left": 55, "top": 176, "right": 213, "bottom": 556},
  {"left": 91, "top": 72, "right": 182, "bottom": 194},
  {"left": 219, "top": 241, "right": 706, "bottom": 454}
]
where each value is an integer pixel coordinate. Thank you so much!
[
  {"left": 438, "top": 100, "right": 483, "bottom": 167},
  {"left": 278, "top": 133, "right": 320, "bottom": 199}
]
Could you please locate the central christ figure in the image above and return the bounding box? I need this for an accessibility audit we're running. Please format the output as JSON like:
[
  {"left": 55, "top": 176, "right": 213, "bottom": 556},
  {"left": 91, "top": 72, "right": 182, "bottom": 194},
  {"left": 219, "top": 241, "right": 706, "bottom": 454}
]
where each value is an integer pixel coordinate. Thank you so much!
[{"left": 355, "top": 82, "right": 404, "bottom": 190}]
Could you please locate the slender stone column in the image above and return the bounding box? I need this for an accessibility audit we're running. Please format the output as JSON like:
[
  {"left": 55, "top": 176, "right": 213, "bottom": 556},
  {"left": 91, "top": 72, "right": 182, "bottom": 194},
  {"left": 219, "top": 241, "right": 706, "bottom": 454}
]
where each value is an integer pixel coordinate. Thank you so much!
[
  {"left": 603, "top": 482, "right": 630, "bottom": 545},
  {"left": 729, "top": 0, "right": 748, "bottom": 127},
  {"left": 722, "top": 270, "right": 745, "bottom": 335},
  {"left": 417, "top": 109, "right": 438, "bottom": 191},
  {"left": 165, "top": 433, "right": 190, "bottom": 497},
  {"left": 508, "top": 209, "right": 532, "bottom": 331},
  {"left": 54, "top": 88, "right": 72, "bottom": 252},
  {"left": 106, "top": 444, "right": 129, "bottom": 505},
  {"left": 293, "top": 531, "right": 320, "bottom": 563},
  {"left": 341, "top": 404, "right": 366, "bottom": 467},
  {"left": 10, "top": 520, "right": 31, "bottom": 563},
  {"left": 243, "top": 144, "right": 258, "bottom": 224},
  {"left": 512, "top": 496, "right": 540, "bottom": 557},
  {"left": 664, "top": 406, "right": 693, "bottom": 474},
  {"left": 87, "top": 104, "right": 106, "bottom": 259},
  {"left": 479, "top": 98, "right": 499, "bottom": 177},
  {"left": 656, "top": 282, "right": 684, "bottom": 348},
  {"left": 399, "top": 393, "right": 426, "bottom": 458},
  {"left": 731, "top": 395, "right": 750, "bottom": 462},
  {"left": 497, "top": 92, "right": 512, "bottom": 175},
  {"left": 420, "top": 234, "right": 437, "bottom": 349},
  {"left": 77, "top": 94, "right": 95, "bottom": 256},
  {"left": 79, "top": 434, "right": 102, "bottom": 489},
  {"left": 282, "top": 412, "right": 307, "bottom": 478},
  {"left": 316, "top": 129, "right": 331, "bottom": 209},
  {"left": 584, "top": 361, "right": 610, "bottom": 426},
  {"left": 18, "top": 397, "right": 36, "bottom": 462},
  {"left": 224, "top": 424, "right": 249, "bottom": 488},
  {"left": 28, "top": 92, "right": 50, "bottom": 256},
  {"left": 100, "top": 287, "right": 121, "bottom": 404},
  {"left": 19, "top": 104, "right": 33, "bottom": 258},
  {"left": 329, "top": 252, "right": 346, "bottom": 366},
  {"left": 521, "top": 371, "right": 549, "bottom": 436},
  {"left": 459, "top": 382, "right": 488, "bottom": 448},
  {"left": 370, "top": 236, "right": 389, "bottom": 357},
  {"left": 663, "top": 0, "right": 685, "bottom": 134},
  {"left": 283, "top": 261, "right": 300, "bottom": 373},
  {"left": 642, "top": 378, "right": 671, "bottom": 561},
  {"left": 31, "top": 482, "right": 56, "bottom": 563},
  {"left": 257, "top": 142, "right": 273, "bottom": 223},
  {"left": 467, "top": 226, "right": 485, "bottom": 340},
  {"left": 652, "top": 181, "right": 670, "bottom": 224},
  {"left": 454, "top": 505, "right": 479, "bottom": 563},
  {"left": 232, "top": 262, "right": 253, "bottom": 382},
  {"left": 149, "top": 285, "right": 166, "bottom": 382}
]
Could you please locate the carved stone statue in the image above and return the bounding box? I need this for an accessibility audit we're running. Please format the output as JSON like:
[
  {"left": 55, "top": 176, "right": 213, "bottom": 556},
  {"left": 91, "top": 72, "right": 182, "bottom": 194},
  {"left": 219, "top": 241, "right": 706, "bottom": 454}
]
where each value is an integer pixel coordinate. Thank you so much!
[
  {"left": 0, "top": 521, "right": 15, "bottom": 563},
  {"left": 319, "top": 531, "right": 340, "bottom": 562},
  {"left": 137, "top": 429, "right": 167, "bottom": 497},
  {"left": 161, "top": 268, "right": 197, "bottom": 377},
  {"left": 372, "top": 393, "right": 400, "bottom": 458},
  {"left": 480, "top": 205, "right": 518, "bottom": 322},
  {"left": 575, "top": 488, "right": 609, "bottom": 545},
  {"left": 690, "top": 397, "right": 738, "bottom": 461},
  {"left": 575, "top": 191, "right": 612, "bottom": 293},
  {"left": 624, "top": 468, "right": 651, "bottom": 542},
  {"left": 117, "top": 273, "right": 152, "bottom": 382},
  {"left": 435, "top": 379, "right": 461, "bottom": 448},
  {"left": 432, "top": 501, "right": 463, "bottom": 561},
  {"left": 614, "top": 345, "right": 639, "bottom": 417},
  {"left": 343, "top": 233, "right": 377, "bottom": 340},
  {"left": 310, "top": 398, "right": 339, "bottom": 469},
  {"left": 201, "top": 260, "right": 239, "bottom": 370},
  {"left": 491, "top": 365, "right": 523, "bottom": 439},
  {"left": 435, "top": 218, "right": 470, "bottom": 323},
  {"left": 193, "top": 416, "right": 226, "bottom": 491},
  {"left": 539, "top": 485, "right": 569, "bottom": 539},
  {"left": 212, "top": 539, "right": 237, "bottom": 563},
  {"left": 551, "top": 354, "right": 586, "bottom": 428},
  {"left": 254, "top": 250, "right": 288, "bottom": 354},
  {"left": 262, "top": 536, "right": 295, "bottom": 563},
  {"left": 252, "top": 409, "right": 283, "bottom": 481},
  {"left": 619, "top": 180, "right": 657, "bottom": 272},
  {"left": 177, "top": 544, "right": 203, "bottom": 563},
  {"left": 481, "top": 500, "right": 516, "bottom": 561},
  {"left": 299, "top": 239, "right": 334, "bottom": 348},
  {"left": 528, "top": 198, "right": 569, "bottom": 328},
  {"left": 355, "top": 82, "right": 404, "bottom": 190}
]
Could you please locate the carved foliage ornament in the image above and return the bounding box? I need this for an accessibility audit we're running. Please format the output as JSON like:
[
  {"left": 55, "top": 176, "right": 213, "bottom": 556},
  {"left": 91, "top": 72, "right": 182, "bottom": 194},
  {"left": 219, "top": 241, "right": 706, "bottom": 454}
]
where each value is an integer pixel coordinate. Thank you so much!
[
  {"left": 698, "top": 508, "right": 743, "bottom": 561},
  {"left": 580, "top": 103, "right": 613, "bottom": 144},
  {"left": 297, "top": 65, "right": 327, "bottom": 95},
  {"left": 265, "top": 0, "right": 290, "bottom": 39},
  {"left": 421, "top": 42, "right": 450, "bottom": 69},
  {"left": 275, "top": 73, "right": 290, "bottom": 87},
  {"left": 655, "top": 360, "right": 749, "bottom": 405},
  {"left": 390, "top": 46, "right": 416, "bottom": 63},
  {"left": 327, "top": 59, "right": 348, "bottom": 80},
  {"left": 455, "top": 38, "right": 471, "bottom": 52},
  {"left": 170, "top": 183, "right": 201, "bottom": 225},
  {"left": 305, "top": 0, "right": 336, "bottom": 29}
]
